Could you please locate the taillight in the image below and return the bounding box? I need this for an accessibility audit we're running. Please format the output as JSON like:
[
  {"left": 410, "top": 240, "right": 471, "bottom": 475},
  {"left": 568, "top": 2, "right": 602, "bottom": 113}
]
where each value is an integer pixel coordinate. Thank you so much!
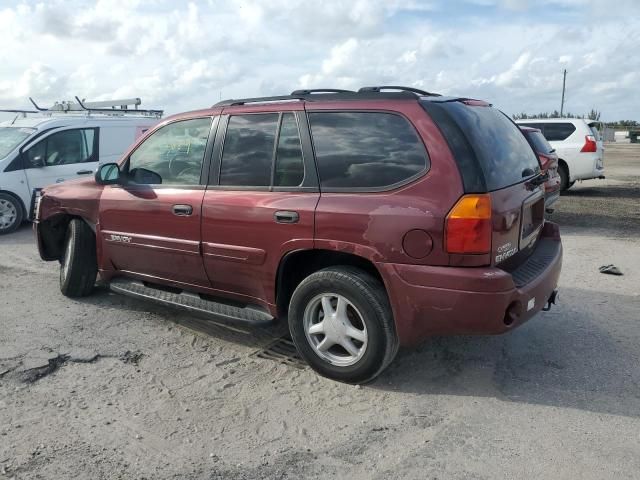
[
  {"left": 445, "top": 194, "right": 492, "bottom": 254},
  {"left": 580, "top": 135, "right": 597, "bottom": 153}
]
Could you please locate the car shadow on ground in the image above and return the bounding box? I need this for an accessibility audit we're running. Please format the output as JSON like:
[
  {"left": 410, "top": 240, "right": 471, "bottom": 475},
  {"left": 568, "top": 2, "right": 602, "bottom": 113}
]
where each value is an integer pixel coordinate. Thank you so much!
[{"left": 373, "top": 287, "right": 640, "bottom": 419}]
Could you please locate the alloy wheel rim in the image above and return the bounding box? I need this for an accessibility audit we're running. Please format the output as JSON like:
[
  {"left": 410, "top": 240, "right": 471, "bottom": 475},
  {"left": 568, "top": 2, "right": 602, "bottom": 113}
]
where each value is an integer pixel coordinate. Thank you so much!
[
  {"left": 303, "top": 293, "right": 368, "bottom": 367},
  {"left": 0, "top": 199, "right": 17, "bottom": 230}
]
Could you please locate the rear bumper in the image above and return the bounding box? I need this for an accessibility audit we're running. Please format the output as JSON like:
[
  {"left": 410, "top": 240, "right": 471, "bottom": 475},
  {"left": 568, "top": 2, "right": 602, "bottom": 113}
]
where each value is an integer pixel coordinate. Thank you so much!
[
  {"left": 379, "top": 223, "right": 563, "bottom": 346},
  {"left": 571, "top": 153, "right": 605, "bottom": 181}
]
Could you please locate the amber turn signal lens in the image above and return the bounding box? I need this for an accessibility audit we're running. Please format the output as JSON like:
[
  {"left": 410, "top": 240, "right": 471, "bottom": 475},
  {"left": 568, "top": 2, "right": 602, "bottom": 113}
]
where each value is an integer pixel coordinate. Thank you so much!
[{"left": 445, "top": 194, "right": 492, "bottom": 254}]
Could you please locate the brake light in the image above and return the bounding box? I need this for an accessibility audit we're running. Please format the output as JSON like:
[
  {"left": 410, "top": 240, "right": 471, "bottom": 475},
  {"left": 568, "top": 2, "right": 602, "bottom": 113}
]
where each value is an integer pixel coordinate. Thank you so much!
[
  {"left": 580, "top": 135, "right": 597, "bottom": 153},
  {"left": 445, "top": 194, "right": 492, "bottom": 254}
]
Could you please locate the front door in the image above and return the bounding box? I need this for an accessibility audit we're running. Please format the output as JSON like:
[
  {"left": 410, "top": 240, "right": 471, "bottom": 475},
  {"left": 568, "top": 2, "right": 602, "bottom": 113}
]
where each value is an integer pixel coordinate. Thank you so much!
[
  {"left": 23, "top": 127, "right": 99, "bottom": 189},
  {"left": 99, "top": 117, "right": 216, "bottom": 288},
  {"left": 201, "top": 108, "right": 319, "bottom": 308}
]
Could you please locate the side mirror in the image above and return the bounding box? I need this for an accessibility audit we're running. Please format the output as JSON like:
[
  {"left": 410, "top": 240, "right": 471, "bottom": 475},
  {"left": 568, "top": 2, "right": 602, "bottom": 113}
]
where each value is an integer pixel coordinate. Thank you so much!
[{"left": 95, "top": 163, "right": 121, "bottom": 185}]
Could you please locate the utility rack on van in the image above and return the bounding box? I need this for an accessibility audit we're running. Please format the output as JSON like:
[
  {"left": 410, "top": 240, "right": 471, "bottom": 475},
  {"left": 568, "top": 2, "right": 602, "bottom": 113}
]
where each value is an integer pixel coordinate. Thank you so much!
[{"left": 1, "top": 97, "right": 163, "bottom": 118}]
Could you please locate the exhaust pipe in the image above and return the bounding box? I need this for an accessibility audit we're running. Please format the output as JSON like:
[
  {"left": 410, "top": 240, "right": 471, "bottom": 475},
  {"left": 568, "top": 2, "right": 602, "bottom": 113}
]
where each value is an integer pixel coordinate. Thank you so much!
[{"left": 542, "top": 290, "right": 558, "bottom": 311}]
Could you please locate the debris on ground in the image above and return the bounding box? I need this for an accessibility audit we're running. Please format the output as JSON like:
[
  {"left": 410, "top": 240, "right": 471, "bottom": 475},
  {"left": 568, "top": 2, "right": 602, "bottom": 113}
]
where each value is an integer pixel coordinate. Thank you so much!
[{"left": 599, "top": 264, "right": 624, "bottom": 276}]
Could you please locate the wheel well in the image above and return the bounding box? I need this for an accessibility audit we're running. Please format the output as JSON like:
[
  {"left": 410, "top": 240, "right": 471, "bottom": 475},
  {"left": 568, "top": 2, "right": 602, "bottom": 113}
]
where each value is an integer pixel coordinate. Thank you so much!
[
  {"left": 38, "top": 214, "right": 75, "bottom": 260},
  {"left": 275, "top": 249, "right": 385, "bottom": 316},
  {"left": 0, "top": 190, "right": 27, "bottom": 218}
]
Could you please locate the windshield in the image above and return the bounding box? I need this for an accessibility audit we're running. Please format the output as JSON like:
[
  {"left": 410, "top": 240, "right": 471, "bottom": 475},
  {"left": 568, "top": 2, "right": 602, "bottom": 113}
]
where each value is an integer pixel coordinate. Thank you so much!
[
  {"left": 526, "top": 130, "right": 554, "bottom": 155},
  {"left": 0, "top": 127, "right": 36, "bottom": 159},
  {"left": 434, "top": 103, "right": 540, "bottom": 191}
]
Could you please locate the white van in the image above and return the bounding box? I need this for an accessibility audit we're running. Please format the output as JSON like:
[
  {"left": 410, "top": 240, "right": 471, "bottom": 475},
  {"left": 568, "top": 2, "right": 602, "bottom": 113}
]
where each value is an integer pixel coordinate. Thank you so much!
[
  {"left": 0, "top": 98, "right": 162, "bottom": 233},
  {"left": 515, "top": 118, "right": 605, "bottom": 191}
]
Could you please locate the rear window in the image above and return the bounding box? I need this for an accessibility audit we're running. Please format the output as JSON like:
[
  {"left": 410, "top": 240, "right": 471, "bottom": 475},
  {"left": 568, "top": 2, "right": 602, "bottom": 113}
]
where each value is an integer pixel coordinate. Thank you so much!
[
  {"left": 542, "top": 123, "right": 576, "bottom": 141},
  {"left": 427, "top": 102, "right": 540, "bottom": 191},
  {"left": 308, "top": 112, "right": 429, "bottom": 190},
  {"left": 525, "top": 130, "right": 554, "bottom": 155}
]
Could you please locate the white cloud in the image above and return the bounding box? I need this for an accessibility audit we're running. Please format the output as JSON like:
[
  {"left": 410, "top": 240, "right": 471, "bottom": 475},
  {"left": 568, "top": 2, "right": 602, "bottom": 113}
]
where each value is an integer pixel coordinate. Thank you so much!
[{"left": 0, "top": 0, "right": 638, "bottom": 121}]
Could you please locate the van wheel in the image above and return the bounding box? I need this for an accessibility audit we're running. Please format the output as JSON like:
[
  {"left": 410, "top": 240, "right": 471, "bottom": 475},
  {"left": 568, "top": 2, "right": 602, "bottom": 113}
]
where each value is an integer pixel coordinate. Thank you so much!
[
  {"left": 559, "top": 164, "right": 572, "bottom": 192},
  {"left": 0, "top": 193, "right": 23, "bottom": 234},
  {"left": 60, "top": 219, "right": 98, "bottom": 298},
  {"left": 288, "top": 267, "right": 398, "bottom": 384}
]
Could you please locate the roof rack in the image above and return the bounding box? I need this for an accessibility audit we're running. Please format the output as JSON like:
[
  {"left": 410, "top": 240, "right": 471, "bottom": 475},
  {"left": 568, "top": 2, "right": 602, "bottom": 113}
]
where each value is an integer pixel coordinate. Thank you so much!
[
  {"left": 214, "top": 85, "right": 440, "bottom": 107},
  {"left": 358, "top": 85, "right": 441, "bottom": 97},
  {"left": 16, "top": 96, "right": 164, "bottom": 118}
]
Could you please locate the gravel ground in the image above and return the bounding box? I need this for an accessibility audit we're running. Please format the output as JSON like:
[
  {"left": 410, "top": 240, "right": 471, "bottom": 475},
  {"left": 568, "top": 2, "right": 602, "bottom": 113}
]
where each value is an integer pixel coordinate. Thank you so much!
[{"left": 1, "top": 144, "right": 639, "bottom": 479}]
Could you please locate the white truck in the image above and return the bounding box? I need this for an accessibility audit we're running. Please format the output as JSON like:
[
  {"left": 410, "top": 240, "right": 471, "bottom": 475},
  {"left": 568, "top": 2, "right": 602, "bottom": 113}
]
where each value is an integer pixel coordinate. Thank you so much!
[
  {"left": 0, "top": 97, "right": 162, "bottom": 233},
  {"left": 515, "top": 118, "right": 605, "bottom": 191}
]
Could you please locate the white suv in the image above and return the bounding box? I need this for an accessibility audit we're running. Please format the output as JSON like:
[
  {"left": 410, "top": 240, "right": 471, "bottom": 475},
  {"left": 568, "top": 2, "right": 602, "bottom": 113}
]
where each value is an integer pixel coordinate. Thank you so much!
[{"left": 515, "top": 118, "right": 604, "bottom": 191}]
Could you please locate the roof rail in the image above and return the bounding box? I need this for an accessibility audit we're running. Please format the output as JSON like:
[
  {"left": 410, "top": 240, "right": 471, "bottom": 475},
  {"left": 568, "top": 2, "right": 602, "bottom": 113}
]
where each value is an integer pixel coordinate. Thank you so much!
[
  {"left": 358, "top": 86, "right": 441, "bottom": 97},
  {"left": 214, "top": 87, "right": 439, "bottom": 107},
  {"left": 0, "top": 109, "right": 38, "bottom": 114},
  {"left": 290, "top": 88, "right": 355, "bottom": 95}
]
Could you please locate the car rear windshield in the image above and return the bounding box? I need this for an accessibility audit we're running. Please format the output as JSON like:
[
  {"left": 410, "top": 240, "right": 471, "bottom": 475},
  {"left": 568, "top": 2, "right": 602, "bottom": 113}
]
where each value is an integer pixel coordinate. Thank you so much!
[
  {"left": 0, "top": 127, "right": 36, "bottom": 160},
  {"left": 525, "top": 130, "right": 554, "bottom": 155},
  {"left": 422, "top": 101, "right": 540, "bottom": 191}
]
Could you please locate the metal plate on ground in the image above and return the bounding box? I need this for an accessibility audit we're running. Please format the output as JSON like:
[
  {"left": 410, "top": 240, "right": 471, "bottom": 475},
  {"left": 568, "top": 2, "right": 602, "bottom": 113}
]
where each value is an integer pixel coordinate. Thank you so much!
[{"left": 251, "top": 337, "right": 307, "bottom": 369}]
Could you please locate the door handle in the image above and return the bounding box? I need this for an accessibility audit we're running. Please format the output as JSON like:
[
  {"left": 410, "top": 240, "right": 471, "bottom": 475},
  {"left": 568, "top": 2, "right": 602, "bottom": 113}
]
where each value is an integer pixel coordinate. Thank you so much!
[
  {"left": 77, "top": 170, "right": 93, "bottom": 175},
  {"left": 274, "top": 210, "right": 299, "bottom": 224},
  {"left": 172, "top": 204, "right": 193, "bottom": 216}
]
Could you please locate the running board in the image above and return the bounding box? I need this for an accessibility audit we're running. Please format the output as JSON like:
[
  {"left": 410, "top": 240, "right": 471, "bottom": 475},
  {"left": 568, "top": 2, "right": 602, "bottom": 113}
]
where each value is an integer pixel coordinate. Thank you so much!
[{"left": 109, "top": 278, "right": 274, "bottom": 327}]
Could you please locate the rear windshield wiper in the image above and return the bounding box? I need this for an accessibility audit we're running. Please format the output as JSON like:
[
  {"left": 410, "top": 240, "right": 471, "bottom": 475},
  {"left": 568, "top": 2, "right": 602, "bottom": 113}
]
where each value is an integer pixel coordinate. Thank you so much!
[{"left": 527, "top": 171, "right": 549, "bottom": 186}]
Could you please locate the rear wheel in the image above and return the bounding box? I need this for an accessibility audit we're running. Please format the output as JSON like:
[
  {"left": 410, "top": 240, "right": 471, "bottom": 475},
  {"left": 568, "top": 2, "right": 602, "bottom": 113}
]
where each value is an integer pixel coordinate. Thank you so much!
[
  {"left": 0, "top": 193, "right": 23, "bottom": 235},
  {"left": 59, "top": 219, "right": 98, "bottom": 297},
  {"left": 559, "top": 164, "right": 572, "bottom": 192},
  {"left": 288, "top": 267, "right": 398, "bottom": 384}
]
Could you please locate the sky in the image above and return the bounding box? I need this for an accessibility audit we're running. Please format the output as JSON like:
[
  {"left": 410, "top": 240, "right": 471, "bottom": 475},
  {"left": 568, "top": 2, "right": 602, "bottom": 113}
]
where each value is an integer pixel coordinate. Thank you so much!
[{"left": 0, "top": 0, "right": 638, "bottom": 121}]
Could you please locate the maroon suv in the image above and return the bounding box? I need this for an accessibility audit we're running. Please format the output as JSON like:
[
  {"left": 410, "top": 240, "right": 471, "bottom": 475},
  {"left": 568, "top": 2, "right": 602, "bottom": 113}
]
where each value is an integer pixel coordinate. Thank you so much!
[{"left": 35, "top": 86, "right": 562, "bottom": 383}]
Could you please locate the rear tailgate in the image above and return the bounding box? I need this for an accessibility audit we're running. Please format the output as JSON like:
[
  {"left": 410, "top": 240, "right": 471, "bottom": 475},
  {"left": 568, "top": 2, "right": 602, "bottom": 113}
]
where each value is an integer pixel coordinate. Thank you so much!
[{"left": 421, "top": 98, "right": 545, "bottom": 269}]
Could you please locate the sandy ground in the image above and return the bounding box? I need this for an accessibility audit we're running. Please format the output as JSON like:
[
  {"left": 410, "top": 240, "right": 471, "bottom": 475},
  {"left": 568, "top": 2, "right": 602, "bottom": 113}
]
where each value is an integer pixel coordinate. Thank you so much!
[{"left": 1, "top": 144, "right": 639, "bottom": 479}]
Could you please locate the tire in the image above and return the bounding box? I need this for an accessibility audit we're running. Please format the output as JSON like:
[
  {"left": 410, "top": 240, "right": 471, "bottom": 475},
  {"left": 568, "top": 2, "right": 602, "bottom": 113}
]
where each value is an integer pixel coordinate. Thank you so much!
[
  {"left": 59, "top": 219, "right": 98, "bottom": 298},
  {"left": 288, "top": 267, "right": 398, "bottom": 384},
  {"left": 0, "top": 193, "right": 24, "bottom": 235},
  {"left": 559, "top": 164, "right": 571, "bottom": 192}
]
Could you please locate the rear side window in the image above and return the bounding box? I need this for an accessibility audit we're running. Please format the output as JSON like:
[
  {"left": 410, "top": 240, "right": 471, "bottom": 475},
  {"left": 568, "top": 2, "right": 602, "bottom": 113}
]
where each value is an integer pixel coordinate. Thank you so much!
[
  {"left": 526, "top": 130, "right": 554, "bottom": 155},
  {"left": 424, "top": 102, "right": 540, "bottom": 191},
  {"left": 274, "top": 113, "right": 304, "bottom": 187},
  {"left": 308, "top": 112, "right": 428, "bottom": 189},
  {"left": 542, "top": 123, "right": 576, "bottom": 141},
  {"left": 220, "top": 114, "right": 278, "bottom": 187}
]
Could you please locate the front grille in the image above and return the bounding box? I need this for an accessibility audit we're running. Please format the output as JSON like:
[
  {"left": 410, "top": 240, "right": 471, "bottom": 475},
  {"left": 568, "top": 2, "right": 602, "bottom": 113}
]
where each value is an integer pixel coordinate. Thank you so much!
[{"left": 509, "top": 238, "right": 559, "bottom": 287}]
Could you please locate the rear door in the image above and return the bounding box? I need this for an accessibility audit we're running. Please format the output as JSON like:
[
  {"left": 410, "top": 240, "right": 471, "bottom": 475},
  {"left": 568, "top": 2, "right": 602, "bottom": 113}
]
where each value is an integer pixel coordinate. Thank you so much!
[
  {"left": 201, "top": 106, "right": 319, "bottom": 307},
  {"left": 99, "top": 117, "right": 216, "bottom": 287}
]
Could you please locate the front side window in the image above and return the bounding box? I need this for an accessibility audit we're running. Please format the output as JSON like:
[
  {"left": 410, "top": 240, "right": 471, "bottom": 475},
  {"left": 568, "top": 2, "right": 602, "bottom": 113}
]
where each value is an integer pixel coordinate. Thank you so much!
[
  {"left": 308, "top": 112, "right": 428, "bottom": 189},
  {"left": 25, "top": 128, "right": 97, "bottom": 168},
  {"left": 128, "top": 118, "right": 212, "bottom": 185},
  {"left": 219, "top": 114, "right": 279, "bottom": 187}
]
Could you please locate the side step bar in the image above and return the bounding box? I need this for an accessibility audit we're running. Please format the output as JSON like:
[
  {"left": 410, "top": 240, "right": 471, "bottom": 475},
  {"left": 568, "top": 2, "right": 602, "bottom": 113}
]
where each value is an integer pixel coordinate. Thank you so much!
[{"left": 109, "top": 278, "right": 274, "bottom": 327}]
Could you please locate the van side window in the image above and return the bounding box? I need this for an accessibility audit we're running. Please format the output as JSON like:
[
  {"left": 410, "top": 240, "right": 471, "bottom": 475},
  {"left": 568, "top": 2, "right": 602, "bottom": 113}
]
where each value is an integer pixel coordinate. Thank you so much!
[
  {"left": 542, "top": 123, "right": 576, "bottom": 141},
  {"left": 274, "top": 113, "right": 304, "bottom": 187},
  {"left": 308, "top": 112, "right": 429, "bottom": 189},
  {"left": 128, "top": 118, "right": 212, "bottom": 185},
  {"left": 220, "top": 114, "right": 279, "bottom": 187},
  {"left": 24, "top": 128, "right": 98, "bottom": 168}
]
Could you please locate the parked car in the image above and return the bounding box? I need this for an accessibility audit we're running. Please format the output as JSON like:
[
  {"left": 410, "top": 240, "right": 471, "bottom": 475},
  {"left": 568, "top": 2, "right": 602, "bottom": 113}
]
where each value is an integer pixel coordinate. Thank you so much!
[
  {"left": 520, "top": 126, "right": 561, "bottom": 210},
  {"left": 34, "top": 87, "right": 562, "bottom": 384},
  {"left": 0, "top": 98, "right": 162, "bottom": 234},
  {"left": 515, "top": 118, "right": 604, "bottom": 191}
]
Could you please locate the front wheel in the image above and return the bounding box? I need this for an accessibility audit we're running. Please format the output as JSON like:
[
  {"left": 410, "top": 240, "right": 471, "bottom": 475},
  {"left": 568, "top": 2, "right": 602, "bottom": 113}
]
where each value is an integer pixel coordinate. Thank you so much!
[
  {"left": 288, "top": 267, "right": 398, "bottom": 384},
  {"left": 59, "top": 219, "right": 98, "bottom": 297},
  {"left": 0, "top": 193, "right": 24, "bottom": 234}
]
